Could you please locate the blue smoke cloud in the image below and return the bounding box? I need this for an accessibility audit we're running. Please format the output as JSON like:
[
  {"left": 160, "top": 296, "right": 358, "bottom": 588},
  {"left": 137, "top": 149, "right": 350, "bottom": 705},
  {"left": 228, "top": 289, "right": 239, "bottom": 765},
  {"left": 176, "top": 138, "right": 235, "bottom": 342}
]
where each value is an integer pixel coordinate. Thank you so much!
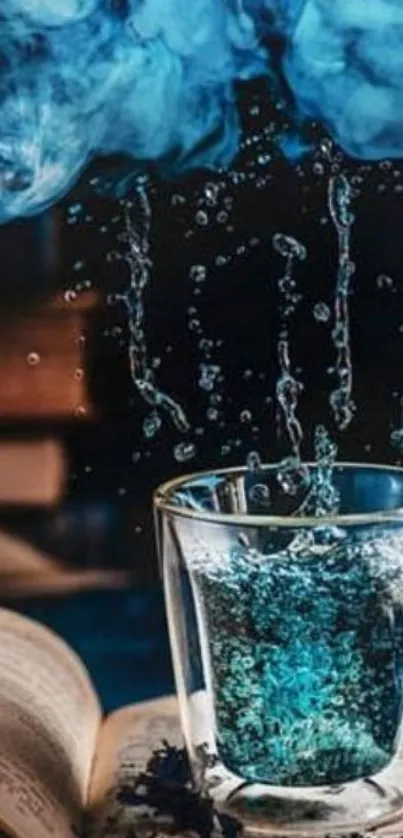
[
  {"left": 280, "top": 0, "right": 403, "bottom": 161},
  {"left": 0, "top": 0, "right": 401, "bottom": 223}
]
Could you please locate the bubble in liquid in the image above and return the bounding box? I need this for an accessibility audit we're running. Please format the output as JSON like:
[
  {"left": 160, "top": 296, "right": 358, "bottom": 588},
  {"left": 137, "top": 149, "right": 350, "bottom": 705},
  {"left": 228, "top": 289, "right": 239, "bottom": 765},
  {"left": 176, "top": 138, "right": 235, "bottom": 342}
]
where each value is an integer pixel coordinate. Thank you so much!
[
  {"left": 174, "top": 441, "right": 196, "bottom": 463},
  {"left": 26, "top": 352, "right": 40, "bottom": 366},
  {"left": 313, "top": 302, "right": 331, "bottom": 323}
]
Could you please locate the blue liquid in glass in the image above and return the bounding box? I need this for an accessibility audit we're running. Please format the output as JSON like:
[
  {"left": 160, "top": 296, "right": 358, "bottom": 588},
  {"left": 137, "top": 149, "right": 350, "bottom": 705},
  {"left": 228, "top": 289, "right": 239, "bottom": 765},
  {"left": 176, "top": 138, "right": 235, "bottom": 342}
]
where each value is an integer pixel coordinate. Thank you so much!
[{"left": 195, "top": 538, "right": 403, "bottom": 787}]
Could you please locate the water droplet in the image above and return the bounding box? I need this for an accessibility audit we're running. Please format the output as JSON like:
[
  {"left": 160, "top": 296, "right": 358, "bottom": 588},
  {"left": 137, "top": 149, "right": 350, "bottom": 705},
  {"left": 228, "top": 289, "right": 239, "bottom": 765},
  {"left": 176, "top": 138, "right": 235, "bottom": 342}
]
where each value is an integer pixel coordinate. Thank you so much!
[
  {"left": 198, "top": 364, "right": 221, "bottom": 392},
  {"left": 171, "top": 193, "right": 186, "bottom": 207},
  {"left": 377, "top": 274, "right": 394, "bottom": 290},
  {"left": 75, "top": 405, "right": 87, "bottom": 418},
  {"left": 391, "top": 429, "right": 403, "bottom": 452},
  {"left": 189, "top": 265, "right": 207, "bottom": 284},
  {"left": 195, "top": 210, "right": 208, "bottom": 227},
  {"left": 240, "top": 409, "right": 252, "bottom": 423},
  {"left": 64, "top": 289, "right": 77, "bottom": 303},
  {"left": 74, "top": 368, "right": 84, "bottom": 381},
  {"left": 204, "top": 182, "right": 219, "bottom": 206},
  {"left": 216, "top": 211, "right": 229, "bottom": 224},
  {"left": 273, "top": 233, "right": 307, "bottom": 261},
  {"left": 313, "top": 161, "right": 324, "bottom": 176},
  {"left": 26, "top": 352, "right": 40, "bottom": 366},
  {"left": 143, "top": 411, "right": 161, "bottom": 439},
  {"left": 174, "top": 441, "right": 196, "bottom": 463},
  {"left": 246, "top": 451, "right": 262, "bottom": 472},
  {"left": 248, "top": 483, "right": 271, "bottom": 506},
  {"left": 313, "top": 302, "right": 331, "bottom": 323},
  {"left": 68, "top": 203, "right": 82, "bottom": 216},
  {"left": 319, "top": 139, "right": 333, "bottom": 160},
  {"left": 277, "top": 456, "right": 310, "bottom": 496}
]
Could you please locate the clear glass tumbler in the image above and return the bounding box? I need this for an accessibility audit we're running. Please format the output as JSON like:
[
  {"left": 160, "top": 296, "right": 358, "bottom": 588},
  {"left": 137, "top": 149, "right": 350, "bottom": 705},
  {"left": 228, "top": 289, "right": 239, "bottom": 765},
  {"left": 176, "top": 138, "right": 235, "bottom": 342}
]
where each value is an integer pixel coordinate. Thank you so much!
[{"left": 154, "top": 463, "right": 403, "bottom": 835}]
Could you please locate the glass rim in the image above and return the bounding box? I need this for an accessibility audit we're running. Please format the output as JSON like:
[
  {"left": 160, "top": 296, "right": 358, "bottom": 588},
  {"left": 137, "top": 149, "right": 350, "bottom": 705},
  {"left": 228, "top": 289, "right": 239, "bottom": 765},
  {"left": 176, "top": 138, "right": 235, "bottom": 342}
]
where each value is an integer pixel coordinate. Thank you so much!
[{"left": 153, "top": 461, "right": 403, "bottom": 528}]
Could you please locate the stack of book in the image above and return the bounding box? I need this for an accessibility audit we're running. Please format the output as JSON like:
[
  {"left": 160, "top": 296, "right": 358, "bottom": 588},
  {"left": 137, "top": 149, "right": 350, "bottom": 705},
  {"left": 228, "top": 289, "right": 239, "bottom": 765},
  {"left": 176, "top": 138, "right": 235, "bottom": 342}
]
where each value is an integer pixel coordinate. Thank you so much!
[{"left": 0, "top": 291, "right": 128, "bottom": 597}]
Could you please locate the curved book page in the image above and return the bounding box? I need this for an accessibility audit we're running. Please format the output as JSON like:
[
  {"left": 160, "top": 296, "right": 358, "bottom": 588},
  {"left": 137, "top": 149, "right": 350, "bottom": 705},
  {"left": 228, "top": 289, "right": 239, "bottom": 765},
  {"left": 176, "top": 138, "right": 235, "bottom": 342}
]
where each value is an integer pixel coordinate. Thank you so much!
[{"left": 0, "top": 608, "right": 101, "bottom": 838}]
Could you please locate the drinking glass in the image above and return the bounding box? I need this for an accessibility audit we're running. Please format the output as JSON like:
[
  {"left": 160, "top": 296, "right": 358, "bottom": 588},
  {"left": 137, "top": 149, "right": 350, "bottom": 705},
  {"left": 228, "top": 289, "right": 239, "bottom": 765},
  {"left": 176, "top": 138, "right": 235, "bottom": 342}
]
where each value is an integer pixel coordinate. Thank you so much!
[{"left": 154, "top": 463, "right": 403, "bottom": 835}]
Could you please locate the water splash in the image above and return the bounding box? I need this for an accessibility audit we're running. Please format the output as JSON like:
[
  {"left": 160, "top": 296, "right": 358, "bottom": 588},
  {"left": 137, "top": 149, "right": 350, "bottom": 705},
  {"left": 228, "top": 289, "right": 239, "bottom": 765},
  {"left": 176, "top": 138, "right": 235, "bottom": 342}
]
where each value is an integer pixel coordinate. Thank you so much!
[
  {"left": 298, "top": 425, "right": 340, "bottom": 517},
  {"left": 328, "top": 173, "right": 356, "bottom": 430},
  {"left": 118, "top": 182, "right": 189, "bottom": 434},
  {"left": 273, "top": 233, "right": 306, "bottom": 458}
]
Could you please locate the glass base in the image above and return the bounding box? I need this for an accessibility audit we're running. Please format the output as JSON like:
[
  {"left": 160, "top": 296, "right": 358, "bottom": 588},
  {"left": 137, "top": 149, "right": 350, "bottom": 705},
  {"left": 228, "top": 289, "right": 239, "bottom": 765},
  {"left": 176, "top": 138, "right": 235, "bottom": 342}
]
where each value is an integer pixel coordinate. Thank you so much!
[
  {"left": 207, "top": 772, "right": 403, "bottom": 836},
  {"left": 189, "top": 692, "right": 403, "bottom": 836}
]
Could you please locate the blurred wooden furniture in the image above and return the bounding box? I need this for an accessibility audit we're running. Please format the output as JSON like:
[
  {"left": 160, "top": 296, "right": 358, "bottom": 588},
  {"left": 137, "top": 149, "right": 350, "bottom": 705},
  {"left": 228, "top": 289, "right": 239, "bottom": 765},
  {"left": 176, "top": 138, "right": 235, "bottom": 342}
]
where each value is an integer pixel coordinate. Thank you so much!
[
  {"left": 0, "top": 290, "right": 98, "bottom": 420},
  {"left": 0, "top": 438, "right": 66, "bottom": 506}
]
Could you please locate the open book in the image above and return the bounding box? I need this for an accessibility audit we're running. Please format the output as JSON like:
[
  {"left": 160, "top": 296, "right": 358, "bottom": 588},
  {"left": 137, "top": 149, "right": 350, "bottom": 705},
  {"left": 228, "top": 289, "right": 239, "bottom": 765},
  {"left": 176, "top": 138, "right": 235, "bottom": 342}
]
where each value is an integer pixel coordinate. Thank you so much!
[
  {"left": 0, "top": 607, "right": 184, "bottom": 838},
  {"left": 2, "top": 606, "right": 403, "bottom": 838}
]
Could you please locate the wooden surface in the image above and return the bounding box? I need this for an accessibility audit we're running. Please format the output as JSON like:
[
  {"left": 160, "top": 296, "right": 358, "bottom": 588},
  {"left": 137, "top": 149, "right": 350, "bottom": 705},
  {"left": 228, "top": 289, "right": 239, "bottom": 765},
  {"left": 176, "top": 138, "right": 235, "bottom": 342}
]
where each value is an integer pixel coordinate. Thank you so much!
[{"left": 0, "top": 291, "right": 99, "bottom": 420}]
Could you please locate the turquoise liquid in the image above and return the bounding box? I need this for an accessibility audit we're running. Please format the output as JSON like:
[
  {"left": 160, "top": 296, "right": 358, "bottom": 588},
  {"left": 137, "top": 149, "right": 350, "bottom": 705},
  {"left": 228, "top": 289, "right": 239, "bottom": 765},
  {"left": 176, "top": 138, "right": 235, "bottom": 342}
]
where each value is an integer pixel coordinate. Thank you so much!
[{"left": 195, "top": 539, "right": 403, "bottom": 787}]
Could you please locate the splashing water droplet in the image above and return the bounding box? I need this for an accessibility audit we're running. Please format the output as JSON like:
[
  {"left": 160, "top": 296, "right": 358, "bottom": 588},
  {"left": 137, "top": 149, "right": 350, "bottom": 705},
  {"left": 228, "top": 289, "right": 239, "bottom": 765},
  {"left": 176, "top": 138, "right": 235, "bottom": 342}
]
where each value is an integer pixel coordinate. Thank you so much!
[
  {"left": 277, "top": 456, "right": 310, "bottom": 497},
  {"left": 273, "top": 234, "right": 307, "bottom": 262},
  {"left": 195, "top": 210, "right": 208, "bottom": 227},
  {"left": 248, "top": 482, "right": 271, "bottom": 506},
  {"left": 298, "top": 426, "right": 340, "bottom": 517},
  {"left": 328, "top": 174, "right": 356, "bottom": 430},
  {"left": 173, "top": 441, "right": 196, "bottom": 463},
  {"left": 377, "top": 274, "right": 394, "bottom": 290},
  {"left": 313, "top": 302, "right": 331, "bottom": 323},
  {"left": 189, "top": 265, "right": 207, "bottom": 284},
  {"left": 121, "top": 184, "right": 189, "bottom": 435},
  {"left": 198, "top": 364, "right": 221, "bottom": 392},
  {"left": 246, "top": 450, "right": 262, "bottom": 472},
  {"left": 204, "top": 182, "right": 219, "bottom": 206},
  {"left": 391, "top": 429, "right": 403, "bottom": 453},
  {"left": 143, "top": 411, "right": 162, "bottom": 439},
  {"left": 64, "top": 289, "right": 77, "bottom": 303}
]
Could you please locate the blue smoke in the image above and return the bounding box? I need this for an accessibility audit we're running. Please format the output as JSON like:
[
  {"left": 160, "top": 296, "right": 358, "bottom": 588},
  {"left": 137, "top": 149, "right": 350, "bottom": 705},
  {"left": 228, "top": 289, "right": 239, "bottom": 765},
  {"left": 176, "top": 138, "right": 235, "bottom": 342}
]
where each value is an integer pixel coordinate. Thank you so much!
[{"left": 0, "top": 0, "right": 401, "bottom": 223}]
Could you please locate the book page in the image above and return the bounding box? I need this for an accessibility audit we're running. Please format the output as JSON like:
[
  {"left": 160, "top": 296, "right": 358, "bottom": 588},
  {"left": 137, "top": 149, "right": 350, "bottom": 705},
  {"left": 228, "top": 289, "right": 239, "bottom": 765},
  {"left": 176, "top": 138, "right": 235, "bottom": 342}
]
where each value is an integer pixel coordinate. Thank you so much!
[
  {"left": 87, "top": 696, "right": 182, "bottom": 838},
  {"left": 0, "top": 608, "right": 101, "bottom": 838}
]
